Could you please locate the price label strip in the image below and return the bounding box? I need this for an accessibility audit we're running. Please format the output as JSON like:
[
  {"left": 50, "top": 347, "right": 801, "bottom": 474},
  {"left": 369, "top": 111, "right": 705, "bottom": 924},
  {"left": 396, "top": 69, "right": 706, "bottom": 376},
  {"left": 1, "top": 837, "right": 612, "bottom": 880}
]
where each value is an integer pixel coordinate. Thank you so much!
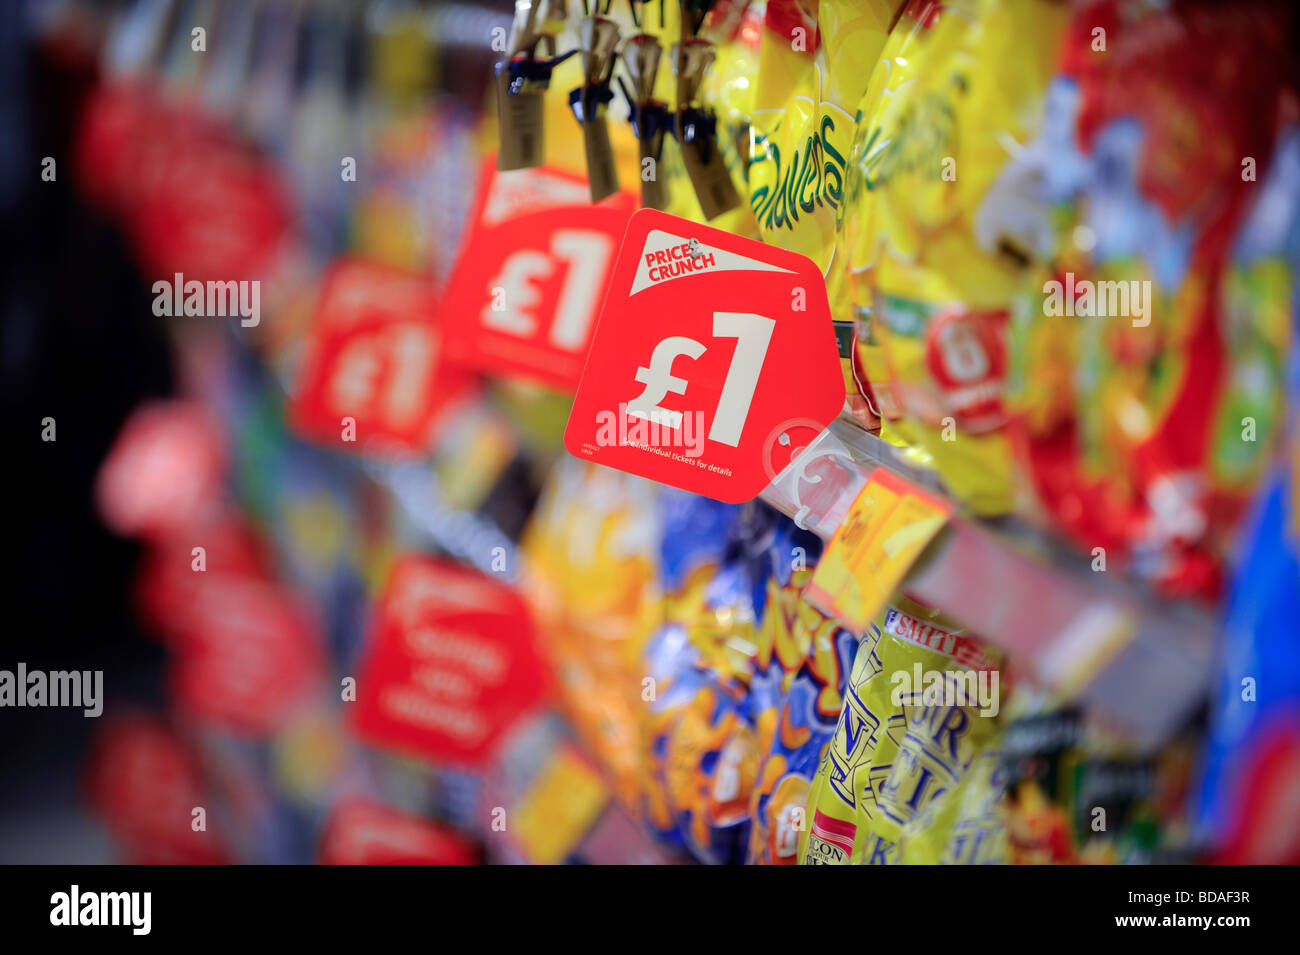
[{"left": 804, "top": 469, "right": 951, "bottom": 634}]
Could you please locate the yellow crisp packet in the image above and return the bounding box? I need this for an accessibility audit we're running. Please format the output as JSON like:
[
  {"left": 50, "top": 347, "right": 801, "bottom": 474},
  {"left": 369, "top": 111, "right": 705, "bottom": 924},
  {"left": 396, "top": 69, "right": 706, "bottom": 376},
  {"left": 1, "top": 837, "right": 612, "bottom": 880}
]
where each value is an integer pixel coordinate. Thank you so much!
[
  {"left": 799, "top": 621, "right": 887, "bottom": 865},
  {"left": 800, "top": 596, "right": 1000, "bottom": 864},
  {"left": 748, "top": 0, "right": 896, "bottom": 416},
  {"left": 842, "top": 0, "right": 942, "bottom": 445},
  {"left": 864, "top": 0, "right": 1068, "bottom": 515},
  {"left": 898, "top": 746, "right": 1009, "bottom": 864},
  {"left": 520, "top": 459, "right": 660, "bottom": 811},
  {"left": 748, "top": 1, "right": 892, "bottom": 270}
]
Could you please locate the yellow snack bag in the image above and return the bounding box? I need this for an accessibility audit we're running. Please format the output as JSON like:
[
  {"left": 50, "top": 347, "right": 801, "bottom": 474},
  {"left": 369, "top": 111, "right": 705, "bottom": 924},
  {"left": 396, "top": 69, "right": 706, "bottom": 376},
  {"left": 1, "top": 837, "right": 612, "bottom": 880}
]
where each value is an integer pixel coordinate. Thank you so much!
[
  {"left": 800, "top": 595, "right": 1000, "bottom": 864},
  {"left": 799, "top": 620, "right": 889, "bottom": 864},
  {"left": 748, "top": 0, "right": 897, "bottom": 389},
  {"left": 520, "top": 459, "right": 661, "bottom": 811},
  {"left": 819, "top": 0, "right": 902, "bottom": 427},
  {"left": 865, "top": 0, "right": 1068, "bottom": 514},
  {"left": 842, "top": 0, "right": 944, "bottom": 447},
  {"left": 897, "top": 745, "right": 1009, "bottom": 864}
]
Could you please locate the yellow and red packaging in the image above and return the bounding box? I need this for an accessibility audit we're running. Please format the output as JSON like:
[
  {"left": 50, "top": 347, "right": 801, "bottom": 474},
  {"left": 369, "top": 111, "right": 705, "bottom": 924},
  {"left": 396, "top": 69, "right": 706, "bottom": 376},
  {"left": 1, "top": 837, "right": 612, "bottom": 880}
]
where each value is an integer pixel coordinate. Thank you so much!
[{"left": 865, "top": 0, "right": 1068, "bottom": 515}]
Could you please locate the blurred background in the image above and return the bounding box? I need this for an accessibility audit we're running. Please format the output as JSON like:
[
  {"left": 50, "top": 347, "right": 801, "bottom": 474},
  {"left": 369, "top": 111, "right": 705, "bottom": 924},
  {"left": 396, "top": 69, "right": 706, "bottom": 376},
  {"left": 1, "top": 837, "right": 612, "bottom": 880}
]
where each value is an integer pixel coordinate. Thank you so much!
[{"left": 1, "top": 0, "right": 1298, "bottom": 865}]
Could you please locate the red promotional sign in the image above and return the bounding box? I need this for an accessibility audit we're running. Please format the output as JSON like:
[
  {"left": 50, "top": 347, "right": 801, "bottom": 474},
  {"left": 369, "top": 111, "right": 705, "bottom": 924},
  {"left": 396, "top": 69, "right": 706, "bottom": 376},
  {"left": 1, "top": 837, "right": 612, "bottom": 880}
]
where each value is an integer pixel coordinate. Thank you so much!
[
  {"left": 135, "top": 512, "right": 272, "bottom": 645},
  {"left": 352, "top": 556, "right": 547, "bottom": 768},
  {"left": 440, "top": 160, "right": 636, "bottom": 391},
  {"left": 318, "top": 799, "right": 478, "bottom": 865},
  {"left": 564, "top": 209, "right": 844, "bottom": 502},
  {"left": 169, "top": 575, "right": 324, "bottom": 735},
  {"left": 75, "top": 83, "right": 292, "bottom": 281},
  {"left": 86, "top": 714, "right": 231, "bottom": 865},
  {"left": 131, "top": 138, "right": 293, "bottom": 282},
  {"left": 96, "top": 400, "right": 227, "bottom": 542},
  {"left": 74, "top": 81, "right": 157, "bottom": 211},
  {"left": 289, "top": 258, "right": 475, "bottom": 455}
]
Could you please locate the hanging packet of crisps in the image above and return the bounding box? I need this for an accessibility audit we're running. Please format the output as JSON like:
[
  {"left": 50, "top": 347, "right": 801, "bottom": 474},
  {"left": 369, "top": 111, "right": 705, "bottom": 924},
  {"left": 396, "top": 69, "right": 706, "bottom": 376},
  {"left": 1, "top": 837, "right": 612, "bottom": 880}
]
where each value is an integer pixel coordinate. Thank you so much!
[
  {"left": 743, "top": 510, "right": 860, "bottom": 864},
  {"left": 842, "top": 0, "right": 946, "bottom": 451},
  {"left": 748, "top": 0, "right": 896, "bottom": 416},
  {"left": 520, "top": 458, "right": 661, "bottom": 811},
  {"left": 868, "top": 0, "right": 1068, "bottom": 515},
  {"left": 800, "top": 595, "right": 997, "bottom": 863},
  {"left": 643, "top": 499, "right": 766, "bottom": 864}
]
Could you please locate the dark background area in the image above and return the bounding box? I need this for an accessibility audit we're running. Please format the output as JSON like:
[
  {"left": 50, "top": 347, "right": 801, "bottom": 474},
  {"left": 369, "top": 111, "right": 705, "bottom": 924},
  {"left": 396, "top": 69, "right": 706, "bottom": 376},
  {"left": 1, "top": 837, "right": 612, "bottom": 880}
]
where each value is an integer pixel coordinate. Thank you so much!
[
  {"left": 1, "top": 5, "right": 172, "bottom": 861},
  {"left": 0, "top": 0, "right": 515, "bottom": 862}
]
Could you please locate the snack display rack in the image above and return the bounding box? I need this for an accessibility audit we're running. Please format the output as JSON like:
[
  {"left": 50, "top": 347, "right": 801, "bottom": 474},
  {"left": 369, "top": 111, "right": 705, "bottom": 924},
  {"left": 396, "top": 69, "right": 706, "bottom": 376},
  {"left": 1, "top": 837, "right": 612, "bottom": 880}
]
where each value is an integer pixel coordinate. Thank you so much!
[{"left": 9, "top": 0, "right": 1300, "bottom": 870}]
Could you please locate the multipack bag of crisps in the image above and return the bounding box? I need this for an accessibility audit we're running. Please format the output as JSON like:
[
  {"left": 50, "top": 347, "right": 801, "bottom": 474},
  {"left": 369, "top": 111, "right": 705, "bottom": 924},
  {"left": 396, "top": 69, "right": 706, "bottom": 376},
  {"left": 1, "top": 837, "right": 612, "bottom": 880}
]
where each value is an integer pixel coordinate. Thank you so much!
[
  {"left": 743, "top": 511, "right": 859, "bottom": 864},
  {"left": 748, "top": 0, "right": 897, "bottom": 428},
  {"left": 799, "top": 595, "right": 1001, "bottom": 864},
  {"left": 862, "top": 0, "right": 1068, "bottom": 515},
  {"left": 1004, "top": 0, "right": 1297, "bottom": 596}
]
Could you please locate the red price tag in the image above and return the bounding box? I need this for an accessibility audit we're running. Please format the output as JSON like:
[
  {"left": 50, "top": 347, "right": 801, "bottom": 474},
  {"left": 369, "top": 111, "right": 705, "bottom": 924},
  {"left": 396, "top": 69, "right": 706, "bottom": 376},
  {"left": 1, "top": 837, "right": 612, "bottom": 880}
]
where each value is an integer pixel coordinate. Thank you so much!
[
  {"left": 564, "top": 209, "right": 844, "bottom": 502},
  {"left": 289, "top": 258, "right": 476, "bottom": 456},
  {"left": 440, "top": 160, "right": 636, "bottom": 391},
  {"left": 135, "top": 512, "right": 272, "bottom": 645},
  {"left": 96, "top": 401, "right": 227, "bottom": 542},
  {"left": 74, "top": 81, "right": 156, "bottom": 211},
  {"left": 132, "top": 138, "right": 293, "bottom": 282},
  {"left": 170, "top": 576, "right": 324, "bottom": 735},
  {"left": 86, "top": 715, "right": 231, "bottom": 864},
  {"left": 352, "top": 556, "right": 547, "bottom": 769}
]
